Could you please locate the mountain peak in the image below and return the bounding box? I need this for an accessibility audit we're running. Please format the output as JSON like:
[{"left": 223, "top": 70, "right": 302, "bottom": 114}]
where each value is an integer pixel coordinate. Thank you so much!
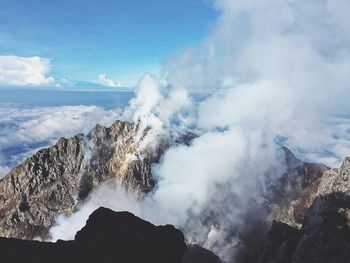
[{"left": 0, "top": 120, "right": 163, "bottom": 240}]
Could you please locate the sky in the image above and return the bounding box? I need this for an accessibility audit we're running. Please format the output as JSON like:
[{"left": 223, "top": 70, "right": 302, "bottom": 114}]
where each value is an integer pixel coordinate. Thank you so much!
[{"left": 0, "top": 0, "right": 217, "bottom": 88}]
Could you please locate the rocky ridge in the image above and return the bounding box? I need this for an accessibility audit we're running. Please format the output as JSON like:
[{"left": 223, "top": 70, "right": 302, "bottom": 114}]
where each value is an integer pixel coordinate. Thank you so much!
[
  {"left": 256, "top": 157, "right": 350, "bottom": 263},
  {"left": 0, "top": 120, "right": 164, "bottom": 240}
]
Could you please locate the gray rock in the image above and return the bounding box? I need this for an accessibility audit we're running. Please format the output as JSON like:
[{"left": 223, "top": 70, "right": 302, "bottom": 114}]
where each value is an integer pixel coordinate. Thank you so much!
[
  {"left": 256, "top": 156, "right": 350, "bottom": 263},
  {"left": 0, "top": 120, "right": 164, "bottom": 240},
  {"left": 256, "top": 193, "right": 350, "bottom": 263}
]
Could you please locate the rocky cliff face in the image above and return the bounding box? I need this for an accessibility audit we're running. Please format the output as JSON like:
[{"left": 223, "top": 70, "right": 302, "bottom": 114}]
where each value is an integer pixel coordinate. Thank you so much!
[
  {"left": 264, "top": 147, "right": 330, "bottom": 227},
  {"left": 256, "top": 157, "right": 350, "bottom": 263},
  {"left": 236, "top": 149, "right": 343, "bottom": 262},
  {"left": 0, "top": 120, "right": 163, "bottom": 240},
  {"left": 256, "top": 193, "right": 350, "bottom": 263}
]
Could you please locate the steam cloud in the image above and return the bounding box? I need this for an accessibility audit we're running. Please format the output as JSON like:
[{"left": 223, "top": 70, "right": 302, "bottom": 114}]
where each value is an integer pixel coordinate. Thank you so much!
[{"left": 50, "top": 1, "right": 350, "bottom": 262}]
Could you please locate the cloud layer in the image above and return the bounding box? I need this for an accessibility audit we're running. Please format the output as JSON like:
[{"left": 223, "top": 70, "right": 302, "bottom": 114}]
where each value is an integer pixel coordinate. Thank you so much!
[{"left": 0, "top": 104, "right": 122, "bottom": 177}]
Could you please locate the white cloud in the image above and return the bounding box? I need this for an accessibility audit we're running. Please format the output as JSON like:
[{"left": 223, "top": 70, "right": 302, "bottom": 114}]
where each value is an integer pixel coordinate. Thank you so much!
[
  {"left": 98, "top": 73, "right": 122, "bottom": 88},
  {"left": 0, "top": 55, "right": 56, "bottom": 86},
  {"left": 50, "top": 184, "right": 142, "bottom": 241}
]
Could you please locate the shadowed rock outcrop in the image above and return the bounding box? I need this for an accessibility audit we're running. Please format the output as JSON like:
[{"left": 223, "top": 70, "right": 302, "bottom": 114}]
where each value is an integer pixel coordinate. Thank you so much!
[
  {"left": 222, "top": 148, "right": 329, "bottom": 262},
  {"left": 256, "top": 156, "right": 350, "bottom": 263},
  {"left": 0, "top": 207, "right": 187, "bottom": 263},
  {"left": 182, "top": 244, "right": 222, "bottom": 263},
  {"left": 256, "top": 192, "right": 350, "bottom": 263}
]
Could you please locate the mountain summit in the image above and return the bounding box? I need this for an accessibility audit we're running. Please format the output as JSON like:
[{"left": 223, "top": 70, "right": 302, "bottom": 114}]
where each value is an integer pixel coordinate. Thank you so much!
[{"left": 0, "top": 120, "right": 163, "bottom": 239}]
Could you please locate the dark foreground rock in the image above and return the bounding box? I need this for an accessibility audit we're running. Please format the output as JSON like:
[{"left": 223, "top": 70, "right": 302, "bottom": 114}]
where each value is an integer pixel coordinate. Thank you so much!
[
  {"left": 256, "top": 192, "right": 350, "bottom": 263},
  {"left": 182, "top": 244, "right": 222, "bottom": 263},
  {"left": 0, "top": 207, "right": 187, "bottom": 263}
]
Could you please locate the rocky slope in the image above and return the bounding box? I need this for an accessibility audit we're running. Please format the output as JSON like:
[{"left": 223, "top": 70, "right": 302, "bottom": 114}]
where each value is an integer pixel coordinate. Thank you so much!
[
  {"left": 256, "top": 193, "right": 350, "bottom": 263},
  {"left": 0, "top": 120, "right": 164, "bottom": 240},
  {"left": 263, "top": 147, "right": 330, "bottom": 227},
  {"left": 236, "top": 149, "right": 341, "bottom": 262},
  {"left": 256, "top": 157, "right": 350, "bottom": 263}
]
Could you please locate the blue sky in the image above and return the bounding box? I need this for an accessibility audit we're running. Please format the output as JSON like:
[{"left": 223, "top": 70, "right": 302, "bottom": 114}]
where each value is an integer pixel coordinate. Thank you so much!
[{"left": 0, "top": 0, "right": 217, "bottom": 87}]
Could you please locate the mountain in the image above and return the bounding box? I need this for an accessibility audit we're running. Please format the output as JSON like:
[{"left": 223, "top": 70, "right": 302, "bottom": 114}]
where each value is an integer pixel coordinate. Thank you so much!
[
  {"left": 0, "top": 120, "right": 164, "bottom": 240},
  {"left": 0, "top": 117, "right": 349, "bottom": 263}
]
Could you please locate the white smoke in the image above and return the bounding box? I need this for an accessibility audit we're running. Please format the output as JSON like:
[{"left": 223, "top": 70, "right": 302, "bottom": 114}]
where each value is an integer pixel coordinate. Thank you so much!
[
  {"left": 50, "top": 184, "right": 142, "bottom": 241},
  {"left": 122, "top": 74, "right": 194, "bottom": 152},
  {"left": 50, "top": 1, "right": 350, "bottom": 262}
]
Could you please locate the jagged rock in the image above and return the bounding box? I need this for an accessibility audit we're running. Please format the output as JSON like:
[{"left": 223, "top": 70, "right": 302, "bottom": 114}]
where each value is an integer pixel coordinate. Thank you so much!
[
  {"left": 0, "top": 120, "right": 164, "bottom": 240},
  {"left": 0, "top": 207, "right": 187, "bottom": 263},
  {"left": 256, "top": 192, "right": 350, "bottom": 263},
  {"left": 265, "top": 147, "right": 330, "bottom": 227},
  {"left": 317, "top": 157, "right": 350, "bottom": 196},
  {"left": 256, "top": 221, "right": 300, "bottom": 263},
  {"left": 231, "top": 148, "right": 329, "bottom": 261},
  {"left": 255, "top": 156, "right": 350, "bottom": 263}
]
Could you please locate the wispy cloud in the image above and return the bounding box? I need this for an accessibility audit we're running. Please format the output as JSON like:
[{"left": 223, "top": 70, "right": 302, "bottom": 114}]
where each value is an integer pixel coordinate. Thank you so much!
[
  {"left": 0, "top": 55, "right": 57, "bottom": 87},
  {"left": 98, "top": 73, "right": 122, "bottom": 88}
]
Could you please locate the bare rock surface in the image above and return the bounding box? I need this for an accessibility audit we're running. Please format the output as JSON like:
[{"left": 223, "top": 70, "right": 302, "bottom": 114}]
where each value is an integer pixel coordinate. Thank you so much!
[
  {"left": 256, "top": 156, "right": 350, "bottom": 263},
  {"left": 265, "top": 147, "right": 330, "bottom": 227},
  {"left": 0, "top": 120, "right": 163, "bottom": 240},
  {"left": 256, "top": 192, "right": 350, "bottom": 263},
  {"left": 317, "top": 157, "right": 350, "bottom": 196}
]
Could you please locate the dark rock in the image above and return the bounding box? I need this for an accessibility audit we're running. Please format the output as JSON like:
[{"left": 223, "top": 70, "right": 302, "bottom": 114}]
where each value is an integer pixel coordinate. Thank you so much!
[
  {"left": 256, "top": 193, "right": 350, "bottom": 263},
  {"left": 0, "top": 207, "right": 187, "bottom": 263},
  {"left": 256, "top": 221, "right": 299, "bottom": 263},
  {"left": 182, "top": 244, "right": 222, "bottom": 263}
]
